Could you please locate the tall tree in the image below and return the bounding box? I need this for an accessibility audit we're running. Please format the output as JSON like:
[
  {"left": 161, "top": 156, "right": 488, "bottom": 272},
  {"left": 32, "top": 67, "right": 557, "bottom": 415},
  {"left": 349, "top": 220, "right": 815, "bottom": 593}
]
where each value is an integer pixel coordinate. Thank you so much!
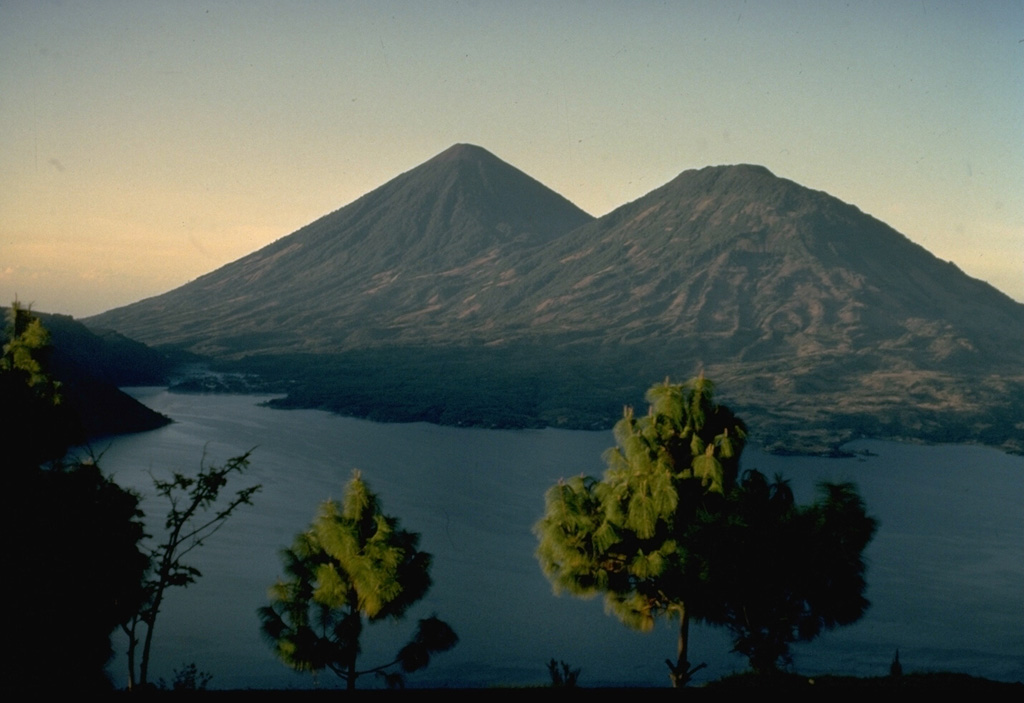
[
  {"left": 259, "top": 470, "right": 458, "bottom": 689},
  {"left": 534, "top": 376, "right": 747, "bottom": 687},
  {"left": 121, "top": 452, "right": 261, "bottom": 689},
  {"left": 698, "top": 470, "right": 877, "bottom": 673}
]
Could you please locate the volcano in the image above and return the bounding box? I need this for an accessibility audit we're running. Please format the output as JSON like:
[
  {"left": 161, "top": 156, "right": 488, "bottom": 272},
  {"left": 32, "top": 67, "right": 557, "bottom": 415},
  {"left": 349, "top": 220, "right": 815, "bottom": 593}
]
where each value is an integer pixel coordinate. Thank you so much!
[{"left": 86, "top": 146, "right": 1024, "bottom": 454}]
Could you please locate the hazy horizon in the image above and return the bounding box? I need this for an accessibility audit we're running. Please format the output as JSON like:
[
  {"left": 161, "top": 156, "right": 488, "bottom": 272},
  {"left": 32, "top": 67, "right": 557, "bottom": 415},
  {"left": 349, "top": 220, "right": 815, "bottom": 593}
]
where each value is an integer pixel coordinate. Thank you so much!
[{"left": 3, "top": 1, "right": 1022, "bottom": 318}]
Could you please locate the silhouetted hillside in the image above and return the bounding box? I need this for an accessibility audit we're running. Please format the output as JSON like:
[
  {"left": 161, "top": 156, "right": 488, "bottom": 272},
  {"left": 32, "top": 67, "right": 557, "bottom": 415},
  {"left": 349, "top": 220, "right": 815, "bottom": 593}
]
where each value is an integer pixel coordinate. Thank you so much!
[{"left": 2, "top": 309, "right": 172, "bottom": 440}]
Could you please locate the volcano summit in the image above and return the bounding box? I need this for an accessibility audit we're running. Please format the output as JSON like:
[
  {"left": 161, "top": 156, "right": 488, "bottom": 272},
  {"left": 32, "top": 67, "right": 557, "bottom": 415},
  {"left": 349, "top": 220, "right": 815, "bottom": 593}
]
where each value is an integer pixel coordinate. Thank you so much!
[{"left": 87, "top": 145, "right": 1024, "bottom": 454}]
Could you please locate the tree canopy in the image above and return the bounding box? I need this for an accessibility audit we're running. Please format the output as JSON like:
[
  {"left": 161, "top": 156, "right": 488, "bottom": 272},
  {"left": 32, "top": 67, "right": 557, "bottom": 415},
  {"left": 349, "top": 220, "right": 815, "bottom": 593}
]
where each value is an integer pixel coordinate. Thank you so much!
[
  {"left": 535, "top": 375, "right": 747, "bottom": 686},
  {"left": 535, "top": 375, "right": 876, "bottom": 685},
  {"left": 699, "top": 470, "right": 877, "bottom": 672},
  {"left": 259, "top": 470, "right": 457, "bottom": 689}
]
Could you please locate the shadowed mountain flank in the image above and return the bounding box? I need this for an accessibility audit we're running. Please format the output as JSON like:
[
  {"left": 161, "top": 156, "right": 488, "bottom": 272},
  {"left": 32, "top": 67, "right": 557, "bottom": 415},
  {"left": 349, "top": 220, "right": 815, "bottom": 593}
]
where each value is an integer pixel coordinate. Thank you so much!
[
  {"left": 85, "top": 148, "right": 1024, "bottom": 454},
  {"left": 1, "top": 309, "right": 172, "bottom": 440}
]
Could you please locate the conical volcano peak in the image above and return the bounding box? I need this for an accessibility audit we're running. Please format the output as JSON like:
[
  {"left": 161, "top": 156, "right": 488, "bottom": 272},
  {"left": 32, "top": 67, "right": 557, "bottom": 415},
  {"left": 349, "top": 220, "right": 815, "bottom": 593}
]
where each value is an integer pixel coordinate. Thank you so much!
[
  {"left": 383, "top": 143, "right": 593, "bottom": 245},
  {"left": 431, "top": 143, "right": 499, "bottom": 164},
  {"left": 86, "top": 140, "right": 594, "bottom": 356}
]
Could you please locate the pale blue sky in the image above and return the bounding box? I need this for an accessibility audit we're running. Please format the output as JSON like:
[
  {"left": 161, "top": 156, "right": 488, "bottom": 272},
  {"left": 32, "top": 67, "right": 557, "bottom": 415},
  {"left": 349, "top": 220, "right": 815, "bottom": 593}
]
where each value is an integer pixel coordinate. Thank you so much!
[{"left": 2, "top": 1, "right": 1021, "bottom": 317}]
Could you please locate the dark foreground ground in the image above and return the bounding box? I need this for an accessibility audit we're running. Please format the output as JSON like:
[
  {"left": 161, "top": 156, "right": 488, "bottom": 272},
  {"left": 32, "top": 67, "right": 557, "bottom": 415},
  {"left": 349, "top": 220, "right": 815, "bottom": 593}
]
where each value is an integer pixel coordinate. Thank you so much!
[{"left": 104, "top": 673, "right": 1022, "bottom": 699}]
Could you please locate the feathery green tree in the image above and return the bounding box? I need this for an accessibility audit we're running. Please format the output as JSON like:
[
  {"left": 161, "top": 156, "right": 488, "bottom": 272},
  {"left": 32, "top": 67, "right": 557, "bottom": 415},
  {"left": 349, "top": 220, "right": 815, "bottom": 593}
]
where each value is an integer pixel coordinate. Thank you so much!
[
  {"left": 534, "top": 376, "right": 747, "bottom": 687},
  {"left": 259, "top": 470, "right": 457, "bottom": 689},
  {"left": 1, "top": 301, "right": 57, "bottom": 392}
]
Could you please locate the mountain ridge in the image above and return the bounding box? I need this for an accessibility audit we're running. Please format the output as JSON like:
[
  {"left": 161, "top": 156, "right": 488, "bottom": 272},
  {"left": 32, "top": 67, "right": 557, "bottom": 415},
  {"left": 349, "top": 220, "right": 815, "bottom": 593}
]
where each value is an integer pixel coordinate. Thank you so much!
[
  {"left": 498, "top": 162, "right": 1022, "bottom": 366},
  {"left": 84, "top": 145, "right": 1024, "bottom": 454}
]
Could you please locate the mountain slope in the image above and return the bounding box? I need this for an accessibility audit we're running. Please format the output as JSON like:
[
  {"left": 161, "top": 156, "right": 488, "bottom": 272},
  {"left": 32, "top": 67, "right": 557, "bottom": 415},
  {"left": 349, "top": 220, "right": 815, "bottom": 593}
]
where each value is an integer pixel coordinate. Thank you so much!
[
  {"left": 84, "top": 149, "right": 1024, "bottom": 453},
  {"left": 496, "top": 164, "right": 1022, "bottom": 363},
  {"left": 481, "top": 164, "right": 1024, "bottom": 451},
  {"left": 89, "top": 144, "right": 593, "bottom": 355}
]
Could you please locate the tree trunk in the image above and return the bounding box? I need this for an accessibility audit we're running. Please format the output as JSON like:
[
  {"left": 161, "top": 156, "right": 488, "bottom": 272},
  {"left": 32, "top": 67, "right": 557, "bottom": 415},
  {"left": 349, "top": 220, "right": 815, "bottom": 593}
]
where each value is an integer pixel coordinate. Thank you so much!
[
  {"left": 139, "top": 575, "right": 168, "bottom": 686},
  {"left": 139, "top": 616, "right": 155, "bottom": 686},
  {"left": 665, "top": 604, "right": 704, "bottom": 687},
  {"left": 672, "top": 605, "right": 690, "bottom": 688},
  {"left": 123, "top": 620, "right": 138, "bottom": 691},
  {"left": 343, "top": 607, "right": 361, "bottom": 690}
]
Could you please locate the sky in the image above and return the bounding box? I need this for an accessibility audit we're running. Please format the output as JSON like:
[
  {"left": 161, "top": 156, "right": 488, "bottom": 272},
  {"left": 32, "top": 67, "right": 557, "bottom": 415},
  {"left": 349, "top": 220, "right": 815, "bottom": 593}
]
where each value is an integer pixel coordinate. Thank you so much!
[{"left": 2, "top": 1, "right": 1022, "bottom": 318}]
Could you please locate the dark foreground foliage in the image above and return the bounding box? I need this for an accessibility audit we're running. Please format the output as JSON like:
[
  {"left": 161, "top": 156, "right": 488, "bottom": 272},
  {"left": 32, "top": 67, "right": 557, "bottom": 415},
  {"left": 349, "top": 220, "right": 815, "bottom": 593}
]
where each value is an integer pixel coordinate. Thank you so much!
[
  {"left": 7, "top": 458, "right": 148, "bottom": 694},
  {"left": 3, "top": 302, "right": 150, "bottom": 693},
  {"left": 702, "top": 671, "right": 1023, "bottom": 694},
  {"left": 98, "top": 674, "right": 1020, "bottom": 699}
]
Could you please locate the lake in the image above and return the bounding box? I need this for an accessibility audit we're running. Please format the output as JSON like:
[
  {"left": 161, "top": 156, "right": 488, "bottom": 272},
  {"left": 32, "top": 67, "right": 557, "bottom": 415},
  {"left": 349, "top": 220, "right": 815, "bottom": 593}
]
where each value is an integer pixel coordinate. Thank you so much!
[{"left": 90, "top": 389, "right": 1024, "bottom": 689}]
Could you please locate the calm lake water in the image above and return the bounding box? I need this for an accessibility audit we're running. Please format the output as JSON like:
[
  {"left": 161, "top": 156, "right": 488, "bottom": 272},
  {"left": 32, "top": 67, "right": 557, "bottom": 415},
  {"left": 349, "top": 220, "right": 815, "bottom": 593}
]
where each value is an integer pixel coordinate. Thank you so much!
[{"left": 90, "top": 389, "right": 1024, "bottom": 689}]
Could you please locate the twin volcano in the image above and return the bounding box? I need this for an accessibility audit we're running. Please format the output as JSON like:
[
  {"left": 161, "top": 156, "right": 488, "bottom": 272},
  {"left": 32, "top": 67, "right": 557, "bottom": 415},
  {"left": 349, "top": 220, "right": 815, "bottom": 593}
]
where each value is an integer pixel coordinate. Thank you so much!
[{"left": 86, "top": 144, "right": 1024, "bottom": 454}]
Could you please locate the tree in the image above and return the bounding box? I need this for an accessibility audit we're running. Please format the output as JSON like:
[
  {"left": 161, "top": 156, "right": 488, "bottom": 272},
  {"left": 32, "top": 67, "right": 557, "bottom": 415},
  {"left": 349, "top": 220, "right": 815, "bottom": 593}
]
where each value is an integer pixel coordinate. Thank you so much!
[
  {"left": 8, "top": 456, "right": 149, "bottom": 693},
  {"left": 698, "top": 470, "right": 876, "bottom": 673},
  {"left": 547, "top": 659, "right": 581, "bottom": 688},
  {"left": 534, "top": 376, "right": 747, "bottom": 687},
  {"left": 1, "top": 301, "right": 80, "bottom": 466},
  {"left": 121, "top": 451, "right": 261, "bottom": 690},
  {"left": 4, "top": 303, "right": 147, "bottom": 692},
  {"left": 1, "top": 301, "right": 59, "bottom": 397},
  {"left": 259, "top": 470, "right": 458, "bottom": 689}
]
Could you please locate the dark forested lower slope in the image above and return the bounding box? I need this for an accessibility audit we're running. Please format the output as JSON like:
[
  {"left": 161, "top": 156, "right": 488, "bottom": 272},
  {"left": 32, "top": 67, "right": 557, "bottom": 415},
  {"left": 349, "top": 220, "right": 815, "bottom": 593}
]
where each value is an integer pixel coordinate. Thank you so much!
[
  {"left": 85, "top": 146, "right": 1024, "bottom": 454},
  {"left": 1, "top": 310, "right": 172, "bottom": 440}
]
